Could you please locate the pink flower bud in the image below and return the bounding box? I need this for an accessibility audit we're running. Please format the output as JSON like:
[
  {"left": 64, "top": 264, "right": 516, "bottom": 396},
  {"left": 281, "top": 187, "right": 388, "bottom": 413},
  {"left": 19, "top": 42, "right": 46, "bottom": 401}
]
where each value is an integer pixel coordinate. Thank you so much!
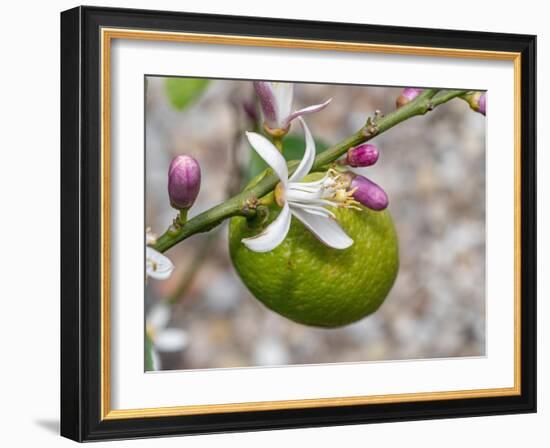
[
  {"left": 478, "top": 93, "right": 486, "bottom": 115},
  {"left": 350, "top": 174, "right": 389, "bottom": 211},
  {"left": 396, "top": 88, "right": 423, "bottom": 108},
  {"left": 464, "top": 91, "right": 486, "bottom": 116},
  {"left": 168, "top": 155, "right": 201, "bottom": 210},
  {"left": 346, "top": 143, "right": 379, "bottom": 167},
  {"left": 242, "top": 99, "right": 259, "bottom": 125}
]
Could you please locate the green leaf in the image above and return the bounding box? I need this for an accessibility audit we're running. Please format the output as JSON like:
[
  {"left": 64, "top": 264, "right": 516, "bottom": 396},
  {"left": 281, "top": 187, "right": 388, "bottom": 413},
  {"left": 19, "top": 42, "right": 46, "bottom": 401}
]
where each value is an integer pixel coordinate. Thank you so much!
[
  {"left": 165, "top": 78, "right": 210, "bottom": 110},
  {"left": 246, "top": 134, "right": 329, "bottom": 182},
  {"left": 145, "top": 332, "right": 155, "bottom": 371}
]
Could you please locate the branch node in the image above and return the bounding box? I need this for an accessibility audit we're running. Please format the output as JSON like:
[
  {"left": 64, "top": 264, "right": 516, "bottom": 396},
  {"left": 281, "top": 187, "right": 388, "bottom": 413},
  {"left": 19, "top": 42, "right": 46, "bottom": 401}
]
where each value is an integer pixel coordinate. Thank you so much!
[
  {"left": 242, "top": 197, "right": 259, "bottom": 216},
  {"left": 167, "top": 223, "right": 180, "bottom": 236},
  {"left": 364, "top": 117, "right": 380, "bottom": 137}
]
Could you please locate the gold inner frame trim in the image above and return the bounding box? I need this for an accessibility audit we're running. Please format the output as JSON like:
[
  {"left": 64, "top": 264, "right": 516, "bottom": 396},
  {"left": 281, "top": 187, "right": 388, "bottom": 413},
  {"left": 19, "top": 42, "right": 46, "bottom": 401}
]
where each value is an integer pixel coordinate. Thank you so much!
[{"left": 100, "top": 27, "right": 522, "bottom": 420}]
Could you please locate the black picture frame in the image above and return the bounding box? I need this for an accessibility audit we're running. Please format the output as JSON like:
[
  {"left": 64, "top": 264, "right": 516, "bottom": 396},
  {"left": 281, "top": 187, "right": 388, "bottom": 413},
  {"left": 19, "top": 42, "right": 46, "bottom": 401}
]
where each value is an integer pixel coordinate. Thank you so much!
[{"left": 61, "top": 5, "right": 536, "bottom": 442}]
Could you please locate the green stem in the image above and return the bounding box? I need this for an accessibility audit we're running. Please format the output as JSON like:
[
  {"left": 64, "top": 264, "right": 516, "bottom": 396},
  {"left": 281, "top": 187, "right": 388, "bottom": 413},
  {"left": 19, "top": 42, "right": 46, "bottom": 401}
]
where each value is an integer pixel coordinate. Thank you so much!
[
  {"left": 153, "top": 88, "right": 466, "bottom": 254},
  {"left": 273, "top": 136, "right": 284, "bottom": 152},
  {"left": 154, "top": 191, "right": 255, "bottom": 252},
  {"left": 177, "top": 209, "right": 188, "bottom": 226}
]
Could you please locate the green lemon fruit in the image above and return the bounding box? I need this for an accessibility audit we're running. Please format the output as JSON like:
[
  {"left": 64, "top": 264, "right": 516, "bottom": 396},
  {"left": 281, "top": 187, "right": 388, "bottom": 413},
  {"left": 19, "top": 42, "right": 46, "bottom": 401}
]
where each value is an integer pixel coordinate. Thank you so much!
[{"left": 229, "top": 173, "right": 399, "bottom": 328}]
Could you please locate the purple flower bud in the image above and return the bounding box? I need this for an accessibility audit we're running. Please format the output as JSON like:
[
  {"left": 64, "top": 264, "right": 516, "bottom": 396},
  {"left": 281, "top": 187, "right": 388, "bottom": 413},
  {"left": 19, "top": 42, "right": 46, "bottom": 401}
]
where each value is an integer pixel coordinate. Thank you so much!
[
  {"left": 464, "top": 91, "right": 486, "bottom": 116},
  {"left": 396, "top": 88, "right": 423, "bottom": 108},
  {"left": 346, "top": 143, "right": 379, "bottom": 167},
  {"left": 350, "top": 175, "right": 389, "bottom": 211},
  {"left": 168, "top": 155, "right": 201, "bottom": 210},
  {"left": 479, "top": 93, "right": 487, "bottom": 115},
  {"left": 242, "top": 99, "right": 259, "bottom": 125},
  {"left": 477, "top": 92, "right": 487, "bottom": 116}
]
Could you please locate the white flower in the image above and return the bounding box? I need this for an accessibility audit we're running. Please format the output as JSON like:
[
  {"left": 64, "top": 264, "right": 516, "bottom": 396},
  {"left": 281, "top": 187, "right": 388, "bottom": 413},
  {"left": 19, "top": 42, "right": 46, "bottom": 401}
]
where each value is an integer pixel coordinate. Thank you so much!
[
  {"left": 146, "top": 303, "right": 189, "bottom": 370},
  {"left": 254, "top": 81, "right": 331, "bottom": 133},
  {"left": 145, "top": 227, "right": 157, "bottom": 245},
  {"left": 242, "top": 117, "right": 356, "bottom": 253},
  {"left": 146, "top": 246, "right": 174, "bottom": 280}
]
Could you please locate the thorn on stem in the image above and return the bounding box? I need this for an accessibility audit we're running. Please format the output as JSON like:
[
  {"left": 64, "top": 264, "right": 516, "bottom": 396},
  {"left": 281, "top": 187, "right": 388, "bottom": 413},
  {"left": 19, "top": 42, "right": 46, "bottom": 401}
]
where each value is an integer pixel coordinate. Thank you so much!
[
  {"left": 366, "top": 124, "right": 379, "bottom": 136},
  {"left": 362, "top": 117, "right": 379, "bottom": 137}
]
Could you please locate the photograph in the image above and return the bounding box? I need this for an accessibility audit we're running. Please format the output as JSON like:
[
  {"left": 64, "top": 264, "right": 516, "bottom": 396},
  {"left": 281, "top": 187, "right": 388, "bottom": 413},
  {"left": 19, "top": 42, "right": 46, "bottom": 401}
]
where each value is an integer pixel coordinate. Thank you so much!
[
  {"left": 144, "top": 77, "right": 487, "bottom": 371},
  {"left": 58, "top": 5, "right": 537, "bottom": 442}
]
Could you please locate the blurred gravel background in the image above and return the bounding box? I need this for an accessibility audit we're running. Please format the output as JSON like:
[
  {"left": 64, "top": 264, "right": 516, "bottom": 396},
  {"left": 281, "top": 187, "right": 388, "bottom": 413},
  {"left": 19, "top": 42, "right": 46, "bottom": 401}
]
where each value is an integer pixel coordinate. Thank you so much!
[{"left": 145, "top": 78, "right": 486, "bottom": 371}]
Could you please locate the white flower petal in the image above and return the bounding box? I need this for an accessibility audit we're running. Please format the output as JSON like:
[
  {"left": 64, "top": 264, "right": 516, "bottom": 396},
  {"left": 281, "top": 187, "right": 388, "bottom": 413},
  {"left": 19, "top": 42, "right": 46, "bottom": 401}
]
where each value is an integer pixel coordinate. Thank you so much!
[
  {"left": 286, "top": 187, "right": 323, "bottom": 203},
  {"left": 296, "top": 172, "right": 331, "bottom": 188},
  {"left": 286, "top": 98, "right": 332, "bottom": 127},
  {"left": 272, "top": 82, "right": 294, "bottom": 127},
  {"left": 151, "top": 348, "right": 161, "bottom": 370},
  {"left": 246, "top": 131, "right": 288, "bottom": 187},
  {"left": 293, "top": 198, "right": 340, "bottom": 208},
  {"left": 292, "top": 203, "right": 336, "bottom": 219},
  {"left": 290, "top": 206, "right": 353, "bottom": 249},
  {"left": 154, "top": 328, "right": 189, "bottom": 352},
  {"left": 289, "top": 117, "right": 316, "bottom": 183},
  {"left": 147, "top": 303, "right": 171, "bottom": 330},
  {"left": 146, "top": 247, "right": 174, "bottom": 280},
  {"left": 286, "top": 184, "right": 323, "bottom": 193},
  {"left": 242, "top": 202, "right": 291, "bottom": 253}
]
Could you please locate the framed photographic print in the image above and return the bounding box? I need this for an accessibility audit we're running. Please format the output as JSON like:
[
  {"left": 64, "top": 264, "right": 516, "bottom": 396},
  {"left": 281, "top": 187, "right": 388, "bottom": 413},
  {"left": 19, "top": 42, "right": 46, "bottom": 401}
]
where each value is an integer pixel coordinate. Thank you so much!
[{"left": 60, "top": 6, "right": 536, "bottom": 442}]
